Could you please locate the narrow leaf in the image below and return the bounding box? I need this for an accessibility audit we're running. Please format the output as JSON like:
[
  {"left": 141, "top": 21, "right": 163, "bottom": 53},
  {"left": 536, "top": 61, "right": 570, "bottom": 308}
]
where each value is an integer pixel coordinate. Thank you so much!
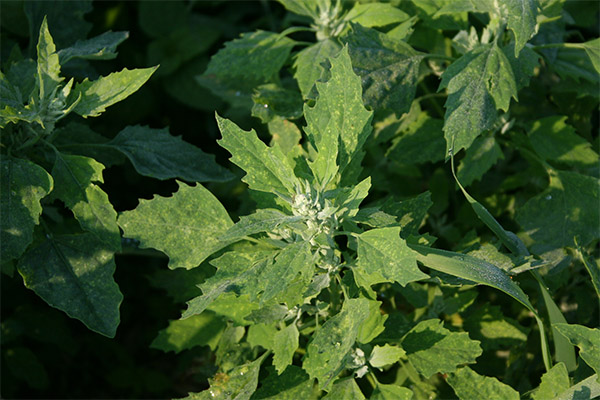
[
  {"left": 118, "top": 181, "right": 233, "bottom": 269},
  {"left": 36, "top": 17, "right": 62, "bottom": 101}
]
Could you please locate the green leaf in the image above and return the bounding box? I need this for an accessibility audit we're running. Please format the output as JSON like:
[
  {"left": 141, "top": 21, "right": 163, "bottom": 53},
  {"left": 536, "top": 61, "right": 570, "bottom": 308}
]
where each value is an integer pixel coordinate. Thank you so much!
[
  {"left": 333, "top": 177, "right": 371, "bottom": 220},
  {"left": 71, "top": 66, "right": 157, "bottom": 117},
  {"left": 3, "top": 346, "right": 49, "bottom": 390},
  {"left": 252, "top": 366, "right": 313, "bottom": 400},
  {"left": 357, "top": 227, "right": 429, "bottom": 287},
  {"left": 36, "top": 17, "right": 62, "bottom": 101},
  {"left": 532, "top": 362, "right": 570, "bottom": 400},
  {"left": 268, "top": 118, "right": 302, "bottom": 153},
  {"left": 17, "top": 233, "right": 122, "bottom": 337},
  {"left": 322, "top": 378, "right": 365, "bottom": 399},
  {"left": 247, "top": 323, "right": 277, "bottom": 350},
  {"left": 528, "top": 116, "right": 599, "bottom": 170},
  {"left": 57, "top": 31, "right": 129, "bottom": 64},
  {"left": 150, "top": 312, "right": 226, "bottom": 353},
  {"left": 184, "top": 354, "right": 266, "bottom": 400},
  {"left": 551, "top": 45, "right": 599, "bottom": 84},
  {"left": 345, "top": 2, "right": 410, "bottom": 27},
  {"left": 219, "top": 209, "right": 300, "bottom": 243},
  {"left": 387, "top": 113, "right": 446, "bottom": 165},
  {"left": 304, "top": 298, "right": 371, "bottom": 390},
  {"left": 516, "top": 170, "right": 599, "bottom": 253},
  {"left": 357, "top": 299, "right": 387, "bottom": 344},
  {"left": 582, "top": 38, "right": 600, "bottom": 73},
  {"left": 576, "top": 243, "right": 600, "bottom": 298},
  {"left": 345, "top": 23, "right": 425, "bottom": 116},
  {"left": 381, "top": 191, "right": 433, "bottom": 239},
  {"left": 402, "top": 319, "right": 482, "bottom": 377},
  {"left": 51, "top": 153, "right": 120, "bottom": 251},
  {"left": 456, "top": 135, "right": 504, "bottom": 187},
  {"left": 245, "top": 304, "right": 289, "bottom": 325},
  {"left": 106, "top": 125, "right": 233, "bottom": 182},
  {"left": 440, "top": 43, "right": 517, "bottom": 154},
  {"left": 447, "top": 366, "right": 519, "bottom": 400},
  {"left": 118, "top": 181, "right": 233, "bottom": 269},
  {"left": 505, "top": 0, "right": 539, "bottom": 56},
  {"left": 202, "top": 30, "right": 295, "bottom": 94},
  {"left": 183, "top": 248, "right": 274, "bottom": 318},
  {"left": 304, "top": 46, "right": 373, "bottom": 186},
  {"left": 371, "top": 383, "right": 413, "bottom": 400},
  {"left": 502, "top": 43, "right": 540, "bottom": 90},
  {"left": 273, "top": 324, "right": 299, "bottom": 374},
  {"left": 1, "top": 157, "right": 53, "bottom": 263},
  {"left": 554, "top": 323, "right": 600, "bottom": 378},
  {"left": 251, "top": 84, "right": 303, "bottom": 124},
  {"left": 293, "top": 39, "right": 341, "bottom": 98},
  {"left": 463, "top": 303, "right": 528, "bottom": 350},
  {"left": 369, "top": 344, "right": 406, "bottom": 369},
  {"left": 555, "top": 374, "right": 600, "bottom": 400},
  {"left": 216, "top": 114, "right": 299, "bottom": 196}
]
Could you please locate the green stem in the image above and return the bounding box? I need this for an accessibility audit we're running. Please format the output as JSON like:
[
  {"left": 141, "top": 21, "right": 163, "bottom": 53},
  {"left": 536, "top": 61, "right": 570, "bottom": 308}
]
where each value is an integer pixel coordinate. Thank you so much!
[
  {"left": 366, "top": 372, "right": 378, "bottom": 390},
  {"left": 533, "top": 42, "right": 584, "bottom": 50}
]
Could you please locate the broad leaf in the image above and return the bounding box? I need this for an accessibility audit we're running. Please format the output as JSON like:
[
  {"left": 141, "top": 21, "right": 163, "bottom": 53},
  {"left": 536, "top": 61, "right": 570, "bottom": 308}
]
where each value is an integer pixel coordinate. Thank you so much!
[
  {"left": 293, "top": 39, "right": 341, "bottom": 98},
  {"left": 463, "top": 304, "right": 528, "bottom": 350},
  {"left": 532, "top": 362, "right": 570, "bottom": 400},
  {"left": 582, "top": 38, "right": 600, "bottom": 73},
  {"left": 219, "top": 209, "right": 301, "bottom": 243},
  {"left": 51, "top": 153, "right": 120, "bottom": 251},
  {"left": 304, "top": 298, "right": 371, "bottom": 390},
  {"left": 440, "top": 43, "right": 517, "bottom": 154},
  {"left": 371, "top": 383, "right": 413, "bottom": 400},
  {"left": 107, "top": 125, "right": 233, "bottom": 182},
  {"left": 273, "top": 324, "right": 299, "bottom": 374},
  {"left": 345, "top": 3, "right": 410, "bottom": 27},
  {"left": 554, "top": 323, "right": 600, "bottom": 378},
  {"left": 387, "top": 113, "right": 445, "bottom": 165},
  {"left": 345, "top": 23, "right": 425, "bottom": 116},
  {"left": 304, "top": 46, "right": 373, "bottom": 185},
  {"left": 369, "top": 344, "right": 406, "bottom": 368},
  {"left": 1, "top": 157, "right": 53, "bottom": 263},
  {"left": 57, "top": 31, "right": 129, "bottom": 64},
  {"left": 71, "top": 66, "right": 158, "bottom": 117},
  {"left": 504, "top": 0, "right": 539, "bottom": 56},
  {"left": 382, "top": 191, "right": 433, "bottom": 239},
  {"left": 252, "top": 366, "right": 313, "bottom": 400},
  {"left": 457, "top": 135, "right": 503, "bottom": 186},
  {"left": 517, "top": 170, "right": 599, "bottom": 253},
  {"left": 357, "top": 227, "right": 429, "bottom": 287},
  {"left": 555, "top": 374, "right": 600, "bottom": 400},
  {"left": 118, "top": 181, "right": 233, "bottom": 269},
  {"left": 447, "top": 367, "right": 519, "bottom": 400},
  {"left": 402, "top": 319, "right": 482, "bottom": 377},
  {"left": 17, "top": 233, "right": 122, "bottom": 337},
  {"left": 151, "top": 312, "right": 226, "bottom": 353},
  {"left": 217, "top": 114, "right": 299, "bottom": 196},
  {"left": 322, "top": 378, "right": 365, "bottom": 399}
]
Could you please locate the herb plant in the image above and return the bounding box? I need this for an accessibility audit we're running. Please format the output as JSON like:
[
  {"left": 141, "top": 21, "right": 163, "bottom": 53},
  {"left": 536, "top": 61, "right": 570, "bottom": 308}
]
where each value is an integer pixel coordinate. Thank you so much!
[{"left": 1, "top": 1, "right": 599, "bottom": 399}]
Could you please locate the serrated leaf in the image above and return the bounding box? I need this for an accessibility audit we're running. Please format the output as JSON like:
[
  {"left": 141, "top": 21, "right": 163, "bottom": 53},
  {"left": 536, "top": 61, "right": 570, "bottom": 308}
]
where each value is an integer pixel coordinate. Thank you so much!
[
  {"left": 304, "top": 46, "right": 373, "bottom": 186},
  {"left": 516, "top": 170, "right": 599, "bottom": 253},
  {"left": 1, "top": 157, "right": 53, "bottom": 263},
  {"left": 183, "top": 354, "right": 266, "bottom": 400},
  {"left": 457, "top": 135, "right": 504, "bottom": 187},
  {"left": 357, "top": 227, "right": 429, "bottom": 287},
  {"left": 293, "top": 39, "right": 341, "bottom": 98},
  {"left": 51, "top": 153, "right": 120, "bottom": 251},
  {"left": 371, "top": 383, "right": 413, "bottom": 400},
  {"left": 528, "top": 116, "right": 599, "bottom": 169},
  {"left": 217, "top": 114, "right": 299, "bottom": 196},
  {"left": 322, "top": 378, "right": 365, "bottom": 399},
  {"left": 369, "top": 344, "right": 406, "bottom": 368},
  {"left": 440, "top": 43, "right": 517, "bottom": 154},
  {"left": 36, "top": 17, "right": 62, "bottom": 101},
  {"left": 57, "top": 31, "right": 128, "bottom": 64},
  {"left": 555, "top": 374, "right": 600, "bottom": 400},
  {"left": 402, "top": 319, "right": 482, "bottom": 377},
  {"left": 554, "top": 323, "right": 600, "bottom": 378},
  {"left": 345, "top": 23, "right": 425, "bottom": 116},
  {"left": 71, "top": 66, "right": 157, "bottom": 117},
  {"left": 17, "top": 233, "right": 122, "bottom": 337},
  {"left": 447, "top": 367, "right": 519, "bottom": 400},
  {"left": 252, "top": 366, "right": 313, "bottom": 400},
  {"left": 502, "top": 43, "right": 540, "bottom": 90},
  {"left": 505, "top": 0, "right": 539, "bottom": 56},
  {"left": 219, "top": 209, "right": 300, "bottom": 243},
  {"left": 333, "top": 177, "right": 371, "bottom": 220},
  {"left": 463, "top": 303, "right": 528, "bottom": 350},
  {"left": 107, "top": 125, "right": 233, "bottom": 182},
  {"left": 151, "top": 312, "right": 226, "bottom": 353},
  {"left": 345, "top": 2, "right": 409, "bottom": 27},
  {"left": 184, "top": 248, "right": 274, "bottom": 318},
  {"left": 201, "top": 30, "right": 295, "bottom": 95},
  {"left": 304, "top": 298, "right": 371, "bottom": 390},
  {"left": 118, "top": 181, "right": 233, "bottom": 269},
  {"left": 273, "top": 324, "right": 299, "bottom": 374},
  {"left": 532, "top": 362, "right": 570, "bottom": 400}
]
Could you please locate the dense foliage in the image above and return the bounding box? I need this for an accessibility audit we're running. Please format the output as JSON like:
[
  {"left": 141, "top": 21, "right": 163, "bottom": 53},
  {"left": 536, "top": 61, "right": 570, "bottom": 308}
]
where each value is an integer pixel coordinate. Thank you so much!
[{"left": 1, "top": 1, "right": 598, "bottom": 399}]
